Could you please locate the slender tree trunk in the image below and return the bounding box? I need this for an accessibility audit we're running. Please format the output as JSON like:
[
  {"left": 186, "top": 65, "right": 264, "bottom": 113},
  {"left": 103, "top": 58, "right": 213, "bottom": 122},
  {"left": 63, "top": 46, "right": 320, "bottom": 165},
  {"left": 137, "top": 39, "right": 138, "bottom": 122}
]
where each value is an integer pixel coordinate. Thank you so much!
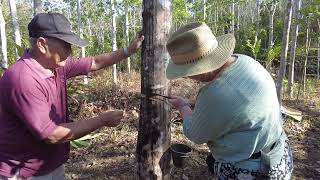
[
  {"left": 137, "top": 0, "right": 172, "bottom": 179},
  {"left": 255, "top": 0, "right": 261, "bottom": 41},
  {"left": 125, "top": 6, "right": 131, "bottom": 74},
  {"left": 287, "top": 0, "right": 301, "bottom": 98},
  {"left": 266, "top": 1, "right": 276, "bottom": 72},
  {"left": 77, "top": 0, "right": 88, "bottom": 84},
  {"left": 192, "top": 0, "right": 196, "bottom": 20},
  {"left": 33, "top": 0, "right": 43, "bottom": 16},
  {"left": 302, "top": 22, "right": 310, "bottom": 97},
  {"left": 88, "top": 19, "right": 92, "bottom": 37},
  {"left": 203, "top": 0, "right": 206, "bottom": 21},
  {"left": 236, "top": 2, "right": 240, "bottom": 32},
  {"left": 111, "top": 0, "right": 117, "bottom": 84},
  {"left": 0, "top": 2, "right": 8, "bottom": 70},
  {"left": 9, "top": 0, "right": 22, "bottom": 59},
  {"left": 276, "top": 0, "right": 293, "bottom": 103},
  {"left": 133, "top": 7, "right": 136, "bottom": 33},
  {"left": 267, "top": 0, "right": 277, "bottom": 49},
  {"left": 213, "top": 5, "right": 217, "bottom": 34},
  {"left": 317, "top": 37, "right": 320, "bottom": 79},
  {"left": 230, "top": 0, "right": 235, "bottom": 34}
]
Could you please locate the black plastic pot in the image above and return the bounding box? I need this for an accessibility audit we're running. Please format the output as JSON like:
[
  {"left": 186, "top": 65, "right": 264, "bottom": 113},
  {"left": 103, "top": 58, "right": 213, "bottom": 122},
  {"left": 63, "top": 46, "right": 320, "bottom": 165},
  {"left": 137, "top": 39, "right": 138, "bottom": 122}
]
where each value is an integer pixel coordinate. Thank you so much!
[{"left": 170, "top": 143, "right": 192, "bottom": 168}]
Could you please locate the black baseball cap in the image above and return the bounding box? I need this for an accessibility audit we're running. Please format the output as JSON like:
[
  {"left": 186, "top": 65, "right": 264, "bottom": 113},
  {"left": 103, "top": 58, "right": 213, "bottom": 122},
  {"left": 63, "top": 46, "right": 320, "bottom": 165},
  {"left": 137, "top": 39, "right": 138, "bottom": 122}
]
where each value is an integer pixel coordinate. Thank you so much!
[{"left": 28, "top": 12, "right": 88, "bottom": 47}]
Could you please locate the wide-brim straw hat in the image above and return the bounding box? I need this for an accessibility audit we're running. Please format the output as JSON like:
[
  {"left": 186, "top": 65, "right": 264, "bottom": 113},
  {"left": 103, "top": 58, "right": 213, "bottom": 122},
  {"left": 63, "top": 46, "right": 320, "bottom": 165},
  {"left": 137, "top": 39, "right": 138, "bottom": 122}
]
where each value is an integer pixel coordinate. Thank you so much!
[{"left": 166, "top": 22, "right": 236, "bottom": 80}]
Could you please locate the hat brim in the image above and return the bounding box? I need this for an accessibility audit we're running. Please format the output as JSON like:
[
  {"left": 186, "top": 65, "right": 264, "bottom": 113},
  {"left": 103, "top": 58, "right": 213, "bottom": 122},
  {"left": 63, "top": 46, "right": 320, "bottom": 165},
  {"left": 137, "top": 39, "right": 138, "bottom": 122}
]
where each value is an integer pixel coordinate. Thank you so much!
[
  {"left": 49, "top": 33, "right": 88, "bottom": 47},
  {"left": 166, "top": 34, "right": 236, "bottom": 80}
]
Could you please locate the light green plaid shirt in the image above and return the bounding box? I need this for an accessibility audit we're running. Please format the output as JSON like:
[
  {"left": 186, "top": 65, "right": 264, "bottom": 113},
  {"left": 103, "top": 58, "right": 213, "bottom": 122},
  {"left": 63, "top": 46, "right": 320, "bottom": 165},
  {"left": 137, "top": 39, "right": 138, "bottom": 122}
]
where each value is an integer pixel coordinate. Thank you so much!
[{"left": 183, "top": 54, "right": 287, "bottom": 171}]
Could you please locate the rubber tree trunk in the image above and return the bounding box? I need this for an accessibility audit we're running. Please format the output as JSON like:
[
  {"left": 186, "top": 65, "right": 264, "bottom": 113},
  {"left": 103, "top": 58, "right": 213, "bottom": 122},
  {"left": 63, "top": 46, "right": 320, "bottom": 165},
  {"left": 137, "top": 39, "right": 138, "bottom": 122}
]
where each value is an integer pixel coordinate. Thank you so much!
[
  {"left": 267, "top": 0, "right": 277, "bottom": 50},
  {"left": 236, "top": 2, "right": 240, "bottom": 34},
  {"left": 302, "top": 22, "right": 310, "bottom": 97},
  {"left": 77, "top": 0, "right": 88, "bottom": 84},
  {"left": 9, "top": 0, "right": 22, "bottom": 59},
  {"left": 266, "top": 0, "right": 277, "bottom": 72},
  {"left": 255, "top": 0, "right": 261, "bottom": 40},
  {"left": 33, "top": 0, "right": 43, "bottom": 16},
  {"left": 111, "top": 0, "right": 117, "bottom": 84},
  {"left": 203, "top": 0, "right": 206, "bottom": 21},
  {"left": 136, "top": 0, "right": 172, "bottom": 179},
  {"left": 276, "top": 0, "right": 293, "bottom": 103},
  {"left": 125, "top": 6, "right": 131, "bottom": 74},
  {"left": 317, "top": 37, "right": 320, "bottom": 79},
  {"left": 0, "top": 1, "right": 8, "bottom": 70},
  {"left": 287, "top": 0, "right": 301, "bottom": 98},
  {"left": 230, "top": 0, "right": 235, "bottom": 34}
]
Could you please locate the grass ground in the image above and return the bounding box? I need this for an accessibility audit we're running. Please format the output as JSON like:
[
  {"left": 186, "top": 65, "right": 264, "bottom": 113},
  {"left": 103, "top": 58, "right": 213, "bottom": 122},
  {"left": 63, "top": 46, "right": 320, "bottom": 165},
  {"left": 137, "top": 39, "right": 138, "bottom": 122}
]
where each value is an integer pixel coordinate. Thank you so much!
[{"left": 65, "top": 70, "right": 320, "bottom": 180}]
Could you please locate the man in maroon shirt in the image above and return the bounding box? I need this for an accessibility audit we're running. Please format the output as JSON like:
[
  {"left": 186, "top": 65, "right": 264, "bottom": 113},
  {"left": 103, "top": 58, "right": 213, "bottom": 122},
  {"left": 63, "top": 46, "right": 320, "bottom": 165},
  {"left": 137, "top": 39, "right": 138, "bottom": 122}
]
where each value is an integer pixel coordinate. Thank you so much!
[{"left": 0, "top": 12, "right": 144, "bottom": 180}]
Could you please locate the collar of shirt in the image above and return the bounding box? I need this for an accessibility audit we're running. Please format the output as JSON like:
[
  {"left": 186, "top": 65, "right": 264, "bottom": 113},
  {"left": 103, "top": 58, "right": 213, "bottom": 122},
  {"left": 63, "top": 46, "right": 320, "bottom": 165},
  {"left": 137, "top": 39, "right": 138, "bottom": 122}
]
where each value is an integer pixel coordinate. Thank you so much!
[{"left": 21, "top": 49, "right": 55, "bottom": 79}]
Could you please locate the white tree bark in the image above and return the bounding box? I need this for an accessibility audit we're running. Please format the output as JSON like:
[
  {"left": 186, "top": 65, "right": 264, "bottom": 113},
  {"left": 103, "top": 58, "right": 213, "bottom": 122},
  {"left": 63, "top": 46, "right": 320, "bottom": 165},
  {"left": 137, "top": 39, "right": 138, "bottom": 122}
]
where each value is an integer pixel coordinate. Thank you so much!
[
  {"left": 317, "top": 37, "right": 320, "bottom": 79},
  {"left": 9, "top": 0, "right": 22, "bottom": 59},
  {"left": 276, "top": 0, "right": 293, "bottom": 103},
  {"left": 302, "top": 21, "right": 311, "bottom": 96},
  {"left": 0, "top": 2, "right": 8, "bottom": 70},
  {"left": 125, "top": 6, "right": 131, "bottom": 74},
  {"left": 111, "top": 0, "right": 117, "bottom": 84},
  {"left": 33, "top": 0, "right": 43, "bottom": 16},
  {"left": 203, "top": 0, "right": 206, "bottom": 21},
  {"left": 287, "top": 0, "right": 301, "bottom": 98},
  {"left": 267, "top": 0, "right": 277, "bottom": 49},
  {"left": 213, "top": 5, "right": 217, "bottom": 34},
  {"left": 236, "top": 2, "right": 240, "bottom": 31},
  {"left": 255, "top": 0, "right": 261, "bottom": 41},
  {"left": 77, "top": 0, "right": 88, "bottom": 84},
  {"left": 230, "top": 0, "right": 235, "bottom": 34},
  {"left": 266, "top": 0, "right": 277, "bottom": 72},
  {"left": 132, "top": 7, "right": 136, "bottom": 33}
]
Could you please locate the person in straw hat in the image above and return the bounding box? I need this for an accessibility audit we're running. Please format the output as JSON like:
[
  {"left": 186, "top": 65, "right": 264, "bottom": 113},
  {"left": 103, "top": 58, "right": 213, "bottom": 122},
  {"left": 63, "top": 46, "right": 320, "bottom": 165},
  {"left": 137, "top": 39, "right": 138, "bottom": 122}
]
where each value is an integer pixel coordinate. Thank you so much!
[{"left": 167, "top": 22, "right": 293, "bottom": 179}]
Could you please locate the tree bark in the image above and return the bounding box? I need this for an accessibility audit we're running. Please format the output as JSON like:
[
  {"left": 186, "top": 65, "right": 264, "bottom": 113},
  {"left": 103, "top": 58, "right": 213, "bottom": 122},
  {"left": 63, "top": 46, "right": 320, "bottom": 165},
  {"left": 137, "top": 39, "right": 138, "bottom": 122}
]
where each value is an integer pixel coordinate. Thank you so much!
[
  {"left": 266, "top": 0, "right": 277, "bottom": 72},
  {"left": 317, "top": 37, "right": 320, "bottom": 79},
  {"left": 287, "top": 0, "right": 301, "bottom": 98},
  {"left": 302, "top": 21, "right": 310, "bottom": 97},
  {"left": 267, "top": 0, "right": 277, "bottom": 50},
  {"left": 230, "top": 0, "right": 235, "bottom": 34},
  {"left": 276, "top": 0, "right": 293, "bottom": 103},
  {"left": 8, "top": 0, "right": 22, "bottom": 59},
  {"left": 136, "top": 0, "right": 172, "bottom": 179},
  {"left": 33, "top": 0, "right": 43, "bottom": 16},
  {"left": 77, "top": 0, "right": 88, "bottom": 84},
  {"left": 0, "top": 1, "right": 8, "bottom": 70},
  {"left": 111, "top": 0, "right": 117, "bottom": 84},
  {"left": 125, "top": 5, "right": 131, "bottom": 74},
  {"left": 255, "top": 0, "right": 260, "bottom": 40},
  {"left": 203, "top": 0, "right": 206, "bottom": 21}
]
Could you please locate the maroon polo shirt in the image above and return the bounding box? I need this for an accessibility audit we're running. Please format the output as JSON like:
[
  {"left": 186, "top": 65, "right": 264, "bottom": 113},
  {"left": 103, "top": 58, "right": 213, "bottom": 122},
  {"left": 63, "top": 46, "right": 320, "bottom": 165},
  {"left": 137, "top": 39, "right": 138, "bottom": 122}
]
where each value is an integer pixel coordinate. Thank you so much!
[{"left": 0, "top": 50, "right": 92, "bottom": 178}]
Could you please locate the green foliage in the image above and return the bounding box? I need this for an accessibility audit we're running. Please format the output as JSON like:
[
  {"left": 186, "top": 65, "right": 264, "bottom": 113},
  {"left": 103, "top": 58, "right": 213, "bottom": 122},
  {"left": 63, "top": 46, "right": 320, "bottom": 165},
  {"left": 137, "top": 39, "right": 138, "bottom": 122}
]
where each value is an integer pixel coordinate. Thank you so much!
[
  {"left": 71, "top": 134, "right": 101, "bottom": 148},
  {"left": 14, "top": 43, "right": 24, "bottom": 57},
  {"left": 245, "top": 38, "right": 261, "bottom": 60},
  {"left": 266, "top": 44, "right": 281, "bottom": 66},
  {"left": 172, "top": 0, "right": 192, "bottom": 24}
]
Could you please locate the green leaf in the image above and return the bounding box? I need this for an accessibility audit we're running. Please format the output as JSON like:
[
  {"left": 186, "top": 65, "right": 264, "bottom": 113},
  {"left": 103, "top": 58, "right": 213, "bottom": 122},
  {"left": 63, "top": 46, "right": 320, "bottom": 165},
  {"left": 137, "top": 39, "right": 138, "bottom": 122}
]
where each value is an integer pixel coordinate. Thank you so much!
[
  {"left": 77, "top": 133, "right": 102, "bottom": 141},
  {"left": 254, "top": 39, "right": 261, "bottom": 55},
  {"left": 14, "top": 43, "right": 24, "bottom": 57},
  {"left": 71, "top": 139, "right": 90, "bottom": 148},
  {"left": 266, "top": 45, "right": 281, "bottom": 64}
]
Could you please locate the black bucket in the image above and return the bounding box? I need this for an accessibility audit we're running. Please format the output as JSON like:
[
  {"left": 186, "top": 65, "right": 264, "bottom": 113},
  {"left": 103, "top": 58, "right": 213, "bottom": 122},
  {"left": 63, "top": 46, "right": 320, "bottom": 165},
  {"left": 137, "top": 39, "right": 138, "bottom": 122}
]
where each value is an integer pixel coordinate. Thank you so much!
[{"left": 170, "top": 144, "right": 192, "bottom": 168}]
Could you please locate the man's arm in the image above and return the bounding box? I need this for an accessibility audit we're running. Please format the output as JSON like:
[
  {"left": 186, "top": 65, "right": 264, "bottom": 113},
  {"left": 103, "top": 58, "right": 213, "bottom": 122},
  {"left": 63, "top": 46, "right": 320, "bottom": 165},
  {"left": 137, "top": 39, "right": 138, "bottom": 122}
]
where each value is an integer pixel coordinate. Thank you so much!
[
  {"left": 90, "top": 34, "right": 144, "bottom": 71},
  {"left": 44, "top": 110, "right": 123, "bottom": 144}
]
